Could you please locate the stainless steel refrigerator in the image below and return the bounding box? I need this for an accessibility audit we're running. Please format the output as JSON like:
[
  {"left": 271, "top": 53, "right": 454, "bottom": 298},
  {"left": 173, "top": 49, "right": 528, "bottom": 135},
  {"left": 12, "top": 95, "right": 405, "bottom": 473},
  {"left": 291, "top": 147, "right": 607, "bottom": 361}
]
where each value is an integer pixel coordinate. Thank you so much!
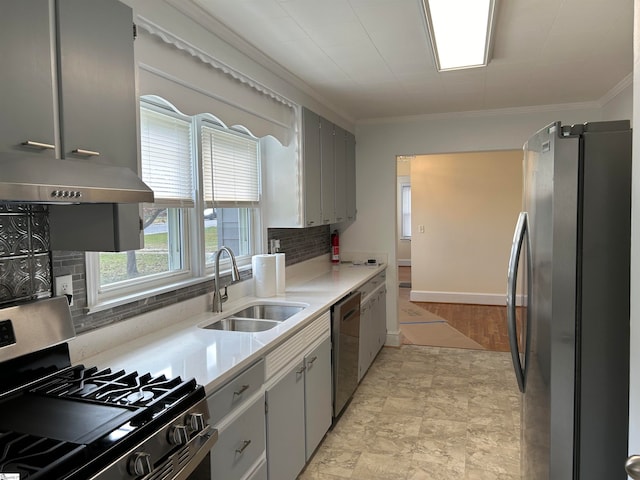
[{"left": 506, "top": 120, "right": 631, "bottom": 479}]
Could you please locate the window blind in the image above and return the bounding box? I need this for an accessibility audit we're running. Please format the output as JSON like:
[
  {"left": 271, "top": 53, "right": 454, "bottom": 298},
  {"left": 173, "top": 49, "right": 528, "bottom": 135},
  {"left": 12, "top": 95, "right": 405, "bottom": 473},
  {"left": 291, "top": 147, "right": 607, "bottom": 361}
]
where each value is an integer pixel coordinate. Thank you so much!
[
  {"left": 140, "top": 107, "right": 194, "bottom": 207},
  {"left": 201, "top": 124, "right": 260, "bottom": 206}
]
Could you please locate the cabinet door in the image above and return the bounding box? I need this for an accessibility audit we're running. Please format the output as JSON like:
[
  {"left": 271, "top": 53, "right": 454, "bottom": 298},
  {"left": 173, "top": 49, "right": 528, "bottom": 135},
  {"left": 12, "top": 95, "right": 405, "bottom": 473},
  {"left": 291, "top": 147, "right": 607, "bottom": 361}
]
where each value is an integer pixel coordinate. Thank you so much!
[
  {"left": 333, "top": 126, "right": 347, "bottom": 223},
  {"left": 319, "top": 117, "right": 335, "bottom": 225},
  {"left": 374, "top": 288, "right": 387, "bottom": 352},
  {"left": 0, "top": 0, "right": 56, "bottom": 157},
  {"left": 304, "top": 337, "right": 332, "bottom": 460},
  {"left": 358, "top": 300, "right": 373, "bottom": 382},
  {"left": 57, "top": 0, "right": 136, "bottom": 168},
  {"left": 266, "top": 363, "right": 306, "bottom": 480},
  {"left": 302, "top": 108, "right": 322, "bottom": 227},
  {"left": 50, "top": 0, "right": 142, "bottom": 252},
  {"left": 211, "top": 394, "right": 266, "bottom": 480},
  {"left": 345, "top": 132, "right": 356, "bottom": 221}
]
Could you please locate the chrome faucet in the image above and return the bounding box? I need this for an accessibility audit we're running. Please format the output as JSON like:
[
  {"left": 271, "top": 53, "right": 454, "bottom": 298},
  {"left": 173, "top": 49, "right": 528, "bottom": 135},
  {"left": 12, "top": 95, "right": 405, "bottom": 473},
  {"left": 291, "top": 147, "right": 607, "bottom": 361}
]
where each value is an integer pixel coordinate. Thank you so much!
[{"left": 213, "top": 246, "right": 241, "bottom": 313}]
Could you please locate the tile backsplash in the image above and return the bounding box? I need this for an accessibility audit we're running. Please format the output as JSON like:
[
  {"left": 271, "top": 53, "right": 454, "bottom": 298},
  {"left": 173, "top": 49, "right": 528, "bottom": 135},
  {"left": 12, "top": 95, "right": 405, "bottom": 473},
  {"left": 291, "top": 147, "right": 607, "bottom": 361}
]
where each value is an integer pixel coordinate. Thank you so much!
[
  {"left": 0, "top": 204, "right": 51, "bottom": 306},
  {"left": 0, "top": 202, "right": 332, "bottom": 333}
]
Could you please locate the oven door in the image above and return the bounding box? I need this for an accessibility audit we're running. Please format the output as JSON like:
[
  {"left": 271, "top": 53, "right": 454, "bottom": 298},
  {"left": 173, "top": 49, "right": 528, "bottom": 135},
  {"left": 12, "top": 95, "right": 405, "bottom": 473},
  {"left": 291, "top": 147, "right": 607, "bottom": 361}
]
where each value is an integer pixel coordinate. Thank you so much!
[{"left": 184, "top": 452, "right": 210, "bottom": 479}]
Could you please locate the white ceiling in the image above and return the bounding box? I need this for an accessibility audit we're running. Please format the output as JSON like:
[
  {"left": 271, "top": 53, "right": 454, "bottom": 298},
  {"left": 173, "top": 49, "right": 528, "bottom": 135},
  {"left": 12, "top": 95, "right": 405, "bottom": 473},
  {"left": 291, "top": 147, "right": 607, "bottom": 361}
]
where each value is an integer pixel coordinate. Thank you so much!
[{"left": 172, "top": 0, "right": 633, "bottom": 122}]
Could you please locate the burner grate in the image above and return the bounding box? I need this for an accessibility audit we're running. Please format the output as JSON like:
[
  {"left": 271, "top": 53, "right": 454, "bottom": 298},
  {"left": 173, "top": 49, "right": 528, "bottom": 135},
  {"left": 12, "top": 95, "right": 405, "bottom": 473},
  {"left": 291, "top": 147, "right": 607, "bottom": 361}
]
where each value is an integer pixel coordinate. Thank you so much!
[{"left": 0, "top": 430, "right": 86, "bottom": 479}]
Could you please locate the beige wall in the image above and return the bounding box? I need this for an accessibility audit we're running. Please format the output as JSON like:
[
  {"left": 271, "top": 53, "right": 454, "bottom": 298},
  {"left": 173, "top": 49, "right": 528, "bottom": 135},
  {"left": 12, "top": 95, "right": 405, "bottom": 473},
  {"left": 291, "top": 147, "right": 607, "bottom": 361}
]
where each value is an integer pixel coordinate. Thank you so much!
[{"left": 409, "top": 150, "right": 522, "bottom": 304}]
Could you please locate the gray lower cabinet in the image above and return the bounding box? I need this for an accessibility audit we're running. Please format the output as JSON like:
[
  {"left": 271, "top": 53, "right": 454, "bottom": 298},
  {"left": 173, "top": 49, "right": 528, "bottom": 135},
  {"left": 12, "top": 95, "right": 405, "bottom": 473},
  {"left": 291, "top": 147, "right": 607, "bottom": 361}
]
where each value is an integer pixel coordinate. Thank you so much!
[
  {"left": 211, "top": 393, "right": 266, "bottom": 480},
  {"left": 358, "top": 278, "right": 387, "bottom": 382},
  {"left": 304, "top": 337, "right": 332, "bottom": 460},
  {"left": 208, "top": 359, "right": 266, "bottom": 480},
  {"left": 266, "top": 336, "right": 332, "bottom": 480},
  {"left": 266, "top": 361, "right": 306, "bottom": 480}
]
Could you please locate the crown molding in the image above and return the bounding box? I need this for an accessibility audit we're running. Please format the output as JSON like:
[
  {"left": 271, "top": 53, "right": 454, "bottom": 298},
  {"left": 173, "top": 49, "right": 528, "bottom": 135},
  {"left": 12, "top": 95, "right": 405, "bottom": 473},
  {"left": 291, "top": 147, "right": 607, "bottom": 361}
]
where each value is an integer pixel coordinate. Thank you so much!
[
  {"left": 597, "top": 73, "right": 633, "bottom": 107},
  {"left": 356, "top": 100, "right": 601, "bottom": 126}
]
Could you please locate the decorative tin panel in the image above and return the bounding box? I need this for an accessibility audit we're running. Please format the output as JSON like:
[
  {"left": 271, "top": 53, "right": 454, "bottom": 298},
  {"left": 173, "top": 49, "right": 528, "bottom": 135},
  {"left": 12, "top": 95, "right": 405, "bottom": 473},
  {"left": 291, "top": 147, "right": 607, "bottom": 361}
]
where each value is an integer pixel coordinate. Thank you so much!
[{"left": 0, "top": 204, "right": 51, "bottom": 305}]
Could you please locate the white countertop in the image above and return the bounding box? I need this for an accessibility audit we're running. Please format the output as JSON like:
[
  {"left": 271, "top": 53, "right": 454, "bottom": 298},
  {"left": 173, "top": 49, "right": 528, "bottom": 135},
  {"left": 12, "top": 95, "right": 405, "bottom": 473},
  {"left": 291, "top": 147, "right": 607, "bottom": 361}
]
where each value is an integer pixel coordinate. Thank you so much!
[{"left": 70, "top": 260, "right": 385, "bottom": 394}]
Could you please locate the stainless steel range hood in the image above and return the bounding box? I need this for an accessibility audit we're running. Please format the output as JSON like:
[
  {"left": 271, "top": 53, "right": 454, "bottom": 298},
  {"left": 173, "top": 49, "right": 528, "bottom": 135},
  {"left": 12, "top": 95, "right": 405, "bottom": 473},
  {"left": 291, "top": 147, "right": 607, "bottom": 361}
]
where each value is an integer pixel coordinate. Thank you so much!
[{"left": 0, "top": 153, "right": 154, "bottom": 204}]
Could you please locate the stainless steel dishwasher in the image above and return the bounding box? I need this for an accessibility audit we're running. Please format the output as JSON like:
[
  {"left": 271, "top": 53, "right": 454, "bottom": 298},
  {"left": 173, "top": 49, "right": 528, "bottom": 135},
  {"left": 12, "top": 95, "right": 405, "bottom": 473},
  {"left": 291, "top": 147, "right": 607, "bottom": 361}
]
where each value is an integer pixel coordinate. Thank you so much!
[{"left": 331, "top": 291, "right": 361, "bottom": 420}]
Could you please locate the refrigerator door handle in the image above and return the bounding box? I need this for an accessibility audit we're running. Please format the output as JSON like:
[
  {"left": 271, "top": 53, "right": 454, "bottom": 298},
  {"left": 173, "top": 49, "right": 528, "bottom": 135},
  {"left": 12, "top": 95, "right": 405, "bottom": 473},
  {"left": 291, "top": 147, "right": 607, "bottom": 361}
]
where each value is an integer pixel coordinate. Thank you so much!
[{"left": 507, "top": 211, "right": 527, "bottom": 393}]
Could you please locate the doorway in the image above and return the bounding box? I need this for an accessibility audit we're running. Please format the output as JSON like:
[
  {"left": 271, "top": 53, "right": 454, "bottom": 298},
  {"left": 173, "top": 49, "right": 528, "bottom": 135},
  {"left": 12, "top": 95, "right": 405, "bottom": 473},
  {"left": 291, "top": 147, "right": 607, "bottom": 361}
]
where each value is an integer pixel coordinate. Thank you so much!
[{"left": 395, "top": 151, "right": 522, "bottom": 352}]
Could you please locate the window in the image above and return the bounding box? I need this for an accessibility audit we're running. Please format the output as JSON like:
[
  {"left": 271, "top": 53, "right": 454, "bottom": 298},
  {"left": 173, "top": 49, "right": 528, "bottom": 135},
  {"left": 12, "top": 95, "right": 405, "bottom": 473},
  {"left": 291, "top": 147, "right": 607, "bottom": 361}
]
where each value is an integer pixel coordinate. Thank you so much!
[
  {"left": 199, "top": 119, "right": 260, "bottom": 269},
  {"left": 86, "top": 98, "right": 262, "bottom": 311},
  {"left": 401, "top": 183, "right": 411, "bottom": 239}
]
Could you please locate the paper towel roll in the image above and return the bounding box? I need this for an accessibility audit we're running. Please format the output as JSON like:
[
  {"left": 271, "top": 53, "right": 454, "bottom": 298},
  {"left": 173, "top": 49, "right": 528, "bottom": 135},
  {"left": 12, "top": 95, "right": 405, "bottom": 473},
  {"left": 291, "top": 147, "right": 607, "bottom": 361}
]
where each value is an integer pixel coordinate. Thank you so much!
[
  {"left": 252, "top": 254, "right": 276, "bottom": 298},
  {"left": 275, "top": 253, "right": 286, "bottom": 295}
]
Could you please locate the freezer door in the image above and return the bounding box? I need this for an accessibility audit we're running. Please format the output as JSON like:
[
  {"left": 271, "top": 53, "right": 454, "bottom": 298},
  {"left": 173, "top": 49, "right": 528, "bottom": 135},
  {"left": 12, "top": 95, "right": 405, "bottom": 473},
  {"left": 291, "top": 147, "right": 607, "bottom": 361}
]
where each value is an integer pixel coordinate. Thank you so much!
[{"left": 519, "top": 122, "right": 580, "bottom": 480}]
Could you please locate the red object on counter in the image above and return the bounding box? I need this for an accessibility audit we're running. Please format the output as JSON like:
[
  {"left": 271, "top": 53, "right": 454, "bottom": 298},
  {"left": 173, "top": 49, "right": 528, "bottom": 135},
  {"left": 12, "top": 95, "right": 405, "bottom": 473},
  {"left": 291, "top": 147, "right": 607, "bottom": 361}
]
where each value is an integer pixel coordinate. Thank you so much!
[{"left": 331, "top": 230, "right": 340, "bottom": 264}]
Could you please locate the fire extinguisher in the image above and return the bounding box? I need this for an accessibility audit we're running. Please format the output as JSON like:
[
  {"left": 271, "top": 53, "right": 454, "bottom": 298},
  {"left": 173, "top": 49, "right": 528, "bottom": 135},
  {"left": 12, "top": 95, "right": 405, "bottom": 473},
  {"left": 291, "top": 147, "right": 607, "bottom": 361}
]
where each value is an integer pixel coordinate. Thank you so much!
[{"left": 331, "top": 230, "right": 340, "bottom": 264}]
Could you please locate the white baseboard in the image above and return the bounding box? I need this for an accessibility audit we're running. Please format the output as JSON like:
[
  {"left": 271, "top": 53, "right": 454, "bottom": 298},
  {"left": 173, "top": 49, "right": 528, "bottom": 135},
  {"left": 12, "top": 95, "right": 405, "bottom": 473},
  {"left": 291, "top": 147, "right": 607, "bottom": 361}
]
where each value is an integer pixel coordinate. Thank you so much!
[
  {"left": 385, "top": 331, "right": 402, "bottom": 347},
  {"left": 397, "top": 259, "right": 411, "bottom": 267},
  {"left": 409, "top": 290, "right": 524, "bottom": 306}
]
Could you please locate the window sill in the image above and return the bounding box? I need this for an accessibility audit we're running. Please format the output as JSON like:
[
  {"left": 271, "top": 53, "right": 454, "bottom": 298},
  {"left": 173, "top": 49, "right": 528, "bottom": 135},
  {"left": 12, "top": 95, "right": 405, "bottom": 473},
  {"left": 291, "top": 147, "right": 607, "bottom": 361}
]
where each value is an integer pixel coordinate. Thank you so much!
[{"left": 86, "top": 264, "right": 252, "bottom": 315}]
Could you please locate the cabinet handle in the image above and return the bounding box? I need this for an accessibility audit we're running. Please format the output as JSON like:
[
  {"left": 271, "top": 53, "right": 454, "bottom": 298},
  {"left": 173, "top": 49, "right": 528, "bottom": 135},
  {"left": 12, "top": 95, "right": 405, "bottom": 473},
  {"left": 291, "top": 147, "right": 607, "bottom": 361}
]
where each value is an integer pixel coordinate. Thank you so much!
[
  {"left": 307, "top": 356, "right": 317, "bottom": 366},
  {"left": 307, "top": 221, "right": 315, "bottom": 225},
  {"left": 323, "top": 219, "right": 330, "bottom": 223},
  {"left": 233, "top": 384, "right": 250, "bottom": 396},
  {"left": 235, "top": 439, "right": 251, "bottom": 455},
  {"left": 336, "top": 217, "right": 343, "bottom": 222},
  {"left": 296, "top": 365, "right": 307, "bottom": 374},
  {"left": 72, "top": 148, "right": 100, "bottom": 156},
  {"left": 22, "top": 140, "right": 55, "bottom": 150}
]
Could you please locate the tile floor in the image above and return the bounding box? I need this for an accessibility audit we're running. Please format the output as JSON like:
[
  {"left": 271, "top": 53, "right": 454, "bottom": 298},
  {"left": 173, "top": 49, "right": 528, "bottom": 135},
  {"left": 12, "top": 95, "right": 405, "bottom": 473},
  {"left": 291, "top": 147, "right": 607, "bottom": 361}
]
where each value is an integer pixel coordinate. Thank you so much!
[{"left": 299, "top": 345, "right": 521, "bottom": 479}]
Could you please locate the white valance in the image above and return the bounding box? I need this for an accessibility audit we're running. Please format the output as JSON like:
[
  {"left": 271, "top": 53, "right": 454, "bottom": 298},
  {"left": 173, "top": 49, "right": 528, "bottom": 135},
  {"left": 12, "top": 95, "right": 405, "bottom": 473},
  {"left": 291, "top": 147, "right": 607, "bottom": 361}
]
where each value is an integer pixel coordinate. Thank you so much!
[{"left": 135, "top": 21, "right": 295, "bottom": 146}]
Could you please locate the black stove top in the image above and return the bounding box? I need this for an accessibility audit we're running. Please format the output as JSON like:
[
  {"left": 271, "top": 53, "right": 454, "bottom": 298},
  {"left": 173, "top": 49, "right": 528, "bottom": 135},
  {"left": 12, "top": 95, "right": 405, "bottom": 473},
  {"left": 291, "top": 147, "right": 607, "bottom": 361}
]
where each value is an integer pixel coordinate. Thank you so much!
[
  {"left": 0, "top": 298, "right": 213, "bottom": 480},
  {"left": 0, "top": 356, "right": 205, "bottom": 479}
]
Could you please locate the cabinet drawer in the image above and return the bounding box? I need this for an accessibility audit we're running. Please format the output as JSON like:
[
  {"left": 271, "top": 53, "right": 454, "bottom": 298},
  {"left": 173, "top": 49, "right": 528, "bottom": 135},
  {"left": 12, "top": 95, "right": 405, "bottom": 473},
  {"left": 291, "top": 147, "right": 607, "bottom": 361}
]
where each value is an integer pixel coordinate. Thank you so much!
[
  {"left": 246, "top": 460, "right": 267, "bottom": 480},
  {"left": 208, "top": 359, "right": 265, "bottom": 425},
  {"left": 211, "top": 394, "right": 266, "bottom": 480},
  {"left": 359, "top": 270, "right": 386, "bottom": 302}
]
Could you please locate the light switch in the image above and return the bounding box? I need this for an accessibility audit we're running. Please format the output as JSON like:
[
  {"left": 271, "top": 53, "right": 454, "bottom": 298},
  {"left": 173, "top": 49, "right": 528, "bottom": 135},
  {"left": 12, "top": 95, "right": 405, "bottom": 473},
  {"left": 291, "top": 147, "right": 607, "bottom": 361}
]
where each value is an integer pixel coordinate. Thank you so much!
[{"left": 419, "top": 225, "right": 425, "bottom": 233}]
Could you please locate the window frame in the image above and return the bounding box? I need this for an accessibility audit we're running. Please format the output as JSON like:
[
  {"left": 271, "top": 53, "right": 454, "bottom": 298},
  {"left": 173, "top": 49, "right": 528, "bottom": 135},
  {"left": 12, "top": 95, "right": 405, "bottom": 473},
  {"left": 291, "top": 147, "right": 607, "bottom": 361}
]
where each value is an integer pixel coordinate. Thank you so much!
[
  {"left": 85, "top": 98, "right": 263, "bottom": 313},
  {"left": 400, "top": 182, "right": 412, "bottom": 240}
]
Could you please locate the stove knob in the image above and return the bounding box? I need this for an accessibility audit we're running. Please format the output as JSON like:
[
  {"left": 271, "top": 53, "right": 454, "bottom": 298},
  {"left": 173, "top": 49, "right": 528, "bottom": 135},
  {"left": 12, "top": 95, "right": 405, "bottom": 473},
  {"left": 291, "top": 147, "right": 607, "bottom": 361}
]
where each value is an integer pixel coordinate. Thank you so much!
[
  {"left": 128, "top": 452, "right": 152, "bottom": 476},
  {"left": 168, "top": 424, "right": 189, "bottom": 445},
  {"left": 186, "top": 412, "right": 206, "bottom": 432}
]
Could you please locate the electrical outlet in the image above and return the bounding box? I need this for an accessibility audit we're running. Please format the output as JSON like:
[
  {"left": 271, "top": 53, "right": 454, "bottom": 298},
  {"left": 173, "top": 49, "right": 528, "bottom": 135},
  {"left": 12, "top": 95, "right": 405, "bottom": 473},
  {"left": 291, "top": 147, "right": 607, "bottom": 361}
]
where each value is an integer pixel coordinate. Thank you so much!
[{"left": 55, "top": 275, "right": 74, "bottom": 306}]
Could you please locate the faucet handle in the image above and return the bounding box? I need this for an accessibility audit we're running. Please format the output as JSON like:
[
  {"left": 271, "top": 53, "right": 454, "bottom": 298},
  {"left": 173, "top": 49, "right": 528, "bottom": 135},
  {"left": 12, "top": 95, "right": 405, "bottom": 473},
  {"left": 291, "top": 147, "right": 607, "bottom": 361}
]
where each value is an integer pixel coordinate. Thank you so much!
[{"left": 220, "top": 286, "right": 229, "bottom": 303}]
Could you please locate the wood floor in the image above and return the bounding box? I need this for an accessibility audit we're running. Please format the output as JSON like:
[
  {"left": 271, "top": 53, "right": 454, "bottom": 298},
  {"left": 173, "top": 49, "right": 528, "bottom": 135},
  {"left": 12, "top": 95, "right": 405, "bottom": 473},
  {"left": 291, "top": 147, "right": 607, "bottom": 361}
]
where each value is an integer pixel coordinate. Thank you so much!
[{"left": 398, "top": 266, "right": 511, "bottom": 352}]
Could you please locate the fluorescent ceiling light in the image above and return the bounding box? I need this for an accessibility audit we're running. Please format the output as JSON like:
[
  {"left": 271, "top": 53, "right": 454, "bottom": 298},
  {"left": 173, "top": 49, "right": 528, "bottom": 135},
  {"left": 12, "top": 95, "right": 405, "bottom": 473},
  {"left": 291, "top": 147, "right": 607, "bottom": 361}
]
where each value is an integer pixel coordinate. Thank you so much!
[{"left": 422, "top": 0, "right": 497, "bottom": 72}]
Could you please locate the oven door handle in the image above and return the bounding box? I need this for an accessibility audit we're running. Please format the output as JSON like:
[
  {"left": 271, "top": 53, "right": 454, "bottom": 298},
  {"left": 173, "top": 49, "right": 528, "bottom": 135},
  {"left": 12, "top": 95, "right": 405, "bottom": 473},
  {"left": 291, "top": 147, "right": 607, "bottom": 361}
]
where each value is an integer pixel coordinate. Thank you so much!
[{"left": 172, "top": 426, "right": 219, "bottom": 480}]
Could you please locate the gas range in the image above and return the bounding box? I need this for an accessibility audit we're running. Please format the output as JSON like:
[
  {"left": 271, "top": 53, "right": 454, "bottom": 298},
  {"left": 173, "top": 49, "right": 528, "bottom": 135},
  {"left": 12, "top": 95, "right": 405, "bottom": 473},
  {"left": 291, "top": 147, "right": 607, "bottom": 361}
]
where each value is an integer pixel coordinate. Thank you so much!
[{"left": 0, "top": 297, "right": 216, "bottom": 480}]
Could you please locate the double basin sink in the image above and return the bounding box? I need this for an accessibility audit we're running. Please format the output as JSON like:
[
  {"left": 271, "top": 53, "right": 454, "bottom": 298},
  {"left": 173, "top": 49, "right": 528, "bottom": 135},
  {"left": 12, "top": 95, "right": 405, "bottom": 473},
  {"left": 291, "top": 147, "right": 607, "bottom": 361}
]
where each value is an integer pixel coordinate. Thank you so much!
[{"left": 201, "top": 303, "right": 306, "bottom": 332}]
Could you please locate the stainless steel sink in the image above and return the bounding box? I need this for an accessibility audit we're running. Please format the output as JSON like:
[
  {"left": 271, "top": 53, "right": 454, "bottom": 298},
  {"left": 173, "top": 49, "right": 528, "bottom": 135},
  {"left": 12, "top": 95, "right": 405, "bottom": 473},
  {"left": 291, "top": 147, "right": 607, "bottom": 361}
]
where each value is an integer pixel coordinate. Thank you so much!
[
  {"left": 200, "top": 303, "right": 306, "bottom": 332},
  {"left": 202, "top": 318, "right": 281, "bottom": 332},
  {"left": 231, "top": 304, "right": 304, "bottom": 321}
]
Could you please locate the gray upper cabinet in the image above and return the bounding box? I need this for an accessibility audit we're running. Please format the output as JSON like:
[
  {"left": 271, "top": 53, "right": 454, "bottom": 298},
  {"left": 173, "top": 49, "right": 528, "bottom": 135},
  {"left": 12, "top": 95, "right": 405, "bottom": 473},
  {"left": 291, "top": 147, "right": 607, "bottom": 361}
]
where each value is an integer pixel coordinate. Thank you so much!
[
  {"left": 48, "top": 0, "right": 142, "bottom": 251},
  {"left": 266, "top": 107, "right": 355, "bottom": 228},
  {"left": 345, "top": 131, "right": 356, "bottom": 221},
  {"left": 333, "top": 125, "right": 347, "bottom": 224},
  {"left": 303, "top": 108, "right": 322, "bottom": 227},
  {"left": 0, "top": 1, "right": 56, "bottom": 157},
  {"left": 319, "top": 117, "right": 335, "bottom": 225},
  {"left": 56, "top": 0, "right": 136, "bottom": 168}
]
